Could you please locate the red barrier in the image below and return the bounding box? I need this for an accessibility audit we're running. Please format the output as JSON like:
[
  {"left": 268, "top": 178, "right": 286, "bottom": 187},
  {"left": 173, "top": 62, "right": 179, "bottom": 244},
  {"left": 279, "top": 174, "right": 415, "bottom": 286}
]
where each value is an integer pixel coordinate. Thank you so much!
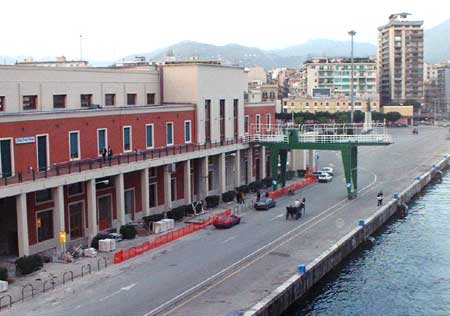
[
  {"left": 129, "top": 247, "right": 136, "bottom": 258},
  {"left": 113, "top": 250, "right": 124, "bottom": 264},
  {"left": 269, "top": 178, "right": 316, "bottom": 200}
]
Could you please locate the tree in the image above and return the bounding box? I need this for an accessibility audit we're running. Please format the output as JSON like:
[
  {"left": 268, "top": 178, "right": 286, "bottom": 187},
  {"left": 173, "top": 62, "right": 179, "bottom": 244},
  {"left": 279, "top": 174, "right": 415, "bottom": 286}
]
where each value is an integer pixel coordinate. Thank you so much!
[
  {"left": 385, "top": 111, "right": 402, "bottom": 123},
  {"left": 353, "top": 110, "right": 365, "bottom": 123},
  {"left": 371, "top": 111, "right": 385, "bottom": 122},
  {"left": 403, "top": 99, "right": 421, "bottom": 113}
]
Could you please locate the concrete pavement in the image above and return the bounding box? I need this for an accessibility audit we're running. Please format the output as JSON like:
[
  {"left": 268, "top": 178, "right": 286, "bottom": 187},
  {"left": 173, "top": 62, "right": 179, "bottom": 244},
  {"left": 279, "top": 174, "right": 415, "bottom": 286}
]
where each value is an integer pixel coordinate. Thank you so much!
[{"left": 4, "top": 127, "right": 449, "bottom": 316}]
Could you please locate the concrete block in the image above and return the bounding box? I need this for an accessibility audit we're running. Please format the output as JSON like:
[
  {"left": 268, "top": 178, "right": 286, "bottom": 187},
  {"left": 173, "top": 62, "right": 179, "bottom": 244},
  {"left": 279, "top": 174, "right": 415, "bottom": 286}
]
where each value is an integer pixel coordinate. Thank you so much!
[{"left": 0, "top": 280, "right": 8, "bottom": 292}]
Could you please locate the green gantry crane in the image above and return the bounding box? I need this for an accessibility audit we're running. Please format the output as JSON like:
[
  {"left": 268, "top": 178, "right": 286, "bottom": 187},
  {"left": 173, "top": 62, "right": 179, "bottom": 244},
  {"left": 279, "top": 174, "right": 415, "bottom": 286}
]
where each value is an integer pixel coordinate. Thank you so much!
[{"left": 248, "top": 123, "right": 393, "bottom": 199}]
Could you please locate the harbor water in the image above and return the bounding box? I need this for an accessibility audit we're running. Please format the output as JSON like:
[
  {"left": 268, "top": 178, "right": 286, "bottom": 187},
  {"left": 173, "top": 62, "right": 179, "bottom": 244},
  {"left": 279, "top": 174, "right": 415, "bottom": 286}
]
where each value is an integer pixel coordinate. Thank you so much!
[{"left": 284, "top": 172, "right": 450, "bottom": 316}]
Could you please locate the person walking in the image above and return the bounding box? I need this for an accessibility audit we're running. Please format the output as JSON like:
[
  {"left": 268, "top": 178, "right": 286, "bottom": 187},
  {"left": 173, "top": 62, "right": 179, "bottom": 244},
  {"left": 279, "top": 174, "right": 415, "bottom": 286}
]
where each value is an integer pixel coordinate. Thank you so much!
[
  {"left": 301, "top": 197, "right": 306, "bottom": 215},
  {"left": 377, "top": 191, "right": 383, "bottom": 206},
  {"left": 256, "top": 191, "right": 261, "bottom": 202},
  {"left": 102, "top": 147, "right": 107, "bottom": 161},
  {"left": 235, "top": 189, "right": 241, "bottom": 204},
  {"left": 107, "top": 146, "right": 113, "bottom": 162}
]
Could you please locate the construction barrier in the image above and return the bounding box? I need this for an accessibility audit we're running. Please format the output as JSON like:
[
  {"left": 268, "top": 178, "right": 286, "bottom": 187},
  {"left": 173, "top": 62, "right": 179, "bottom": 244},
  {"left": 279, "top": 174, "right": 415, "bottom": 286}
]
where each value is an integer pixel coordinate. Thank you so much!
[
  {"left": 269, "top": 176, "right": 316, "bottom": 200},
  {"left": 114, "top": 209, "right": 232, "bottom": 264}
]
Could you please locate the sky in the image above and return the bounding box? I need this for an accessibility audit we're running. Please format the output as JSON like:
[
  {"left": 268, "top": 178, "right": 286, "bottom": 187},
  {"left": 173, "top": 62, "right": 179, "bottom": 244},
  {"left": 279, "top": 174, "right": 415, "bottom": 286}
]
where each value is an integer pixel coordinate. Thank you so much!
[{"left": 1, "top": 0, "right": 449, "bottom": 62}]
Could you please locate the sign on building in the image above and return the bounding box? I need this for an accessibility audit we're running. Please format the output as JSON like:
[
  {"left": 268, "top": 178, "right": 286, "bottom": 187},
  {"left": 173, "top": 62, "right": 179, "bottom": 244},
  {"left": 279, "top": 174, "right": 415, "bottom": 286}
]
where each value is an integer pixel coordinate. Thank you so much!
[{"left": 15, "top": 137, "right": 35, "bottom": 144}]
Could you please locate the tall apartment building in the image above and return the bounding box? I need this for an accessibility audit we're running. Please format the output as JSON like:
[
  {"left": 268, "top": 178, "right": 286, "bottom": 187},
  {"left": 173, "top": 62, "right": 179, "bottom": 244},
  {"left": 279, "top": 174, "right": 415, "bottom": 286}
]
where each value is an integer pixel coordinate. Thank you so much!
[
  {"left": 302, "top": 57, "right": 377, "bottom": 98},
  {"left": 436, "top": 63, "right": 450, "bottom": 114},
  {"left": 377, "top": 13, "right": 424, "bottom": 106},
  {"left": 0, "top": 62, "right": 276, "bottom": 257}
]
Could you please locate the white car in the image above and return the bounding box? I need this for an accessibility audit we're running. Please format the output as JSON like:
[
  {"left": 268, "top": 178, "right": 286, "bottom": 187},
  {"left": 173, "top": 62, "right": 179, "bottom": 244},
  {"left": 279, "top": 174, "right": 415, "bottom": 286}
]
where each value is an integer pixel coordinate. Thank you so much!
[
  {"left": 320, "top": 167, "right": 334, "bottom": 176},
  {"left": 318, "top": 173, "right": 333, "bottom": 183}
]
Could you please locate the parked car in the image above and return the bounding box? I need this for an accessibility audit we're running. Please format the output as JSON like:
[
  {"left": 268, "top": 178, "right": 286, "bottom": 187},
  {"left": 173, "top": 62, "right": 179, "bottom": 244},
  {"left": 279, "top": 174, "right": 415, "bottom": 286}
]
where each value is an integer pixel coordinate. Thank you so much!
[
  {"left": 311, "top": 171, "right": 328, "bottom": 179},
  {"left": 254, "top": 198, "right": 276, "bottom": 210},
  {"left": 318, "top": 173, "right": 333, "bottom": 183},
  {"left": 320, "top": 167, "right": 334, "bottom": 176},
  {"left": 213, "top": 215, "right": 241, "bottom": 229}
]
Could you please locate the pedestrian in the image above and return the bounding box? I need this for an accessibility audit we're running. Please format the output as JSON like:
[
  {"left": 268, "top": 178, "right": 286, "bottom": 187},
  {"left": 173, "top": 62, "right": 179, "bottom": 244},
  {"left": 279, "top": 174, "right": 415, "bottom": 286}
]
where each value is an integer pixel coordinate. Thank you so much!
[
  {"left": 301, "top": 197, "right": 306, "bottom": 214},
  {"left": 265, "top": 191, "right": 269, "bottom": 198},
  {"left": 240, "top": 191, "right": 245, "bottom": 204},
  {"left": 102, "top": 147, "right": 107, "bottom": 161},
  {"left": 107, "top": 146, "right": 113, "bottom": 162},
  {"left": 377, "top": 191, "right": 383, "bottom": 206},
  {"left": 236, "top": 189, "right": 241, "bottom": 204},
  {"left": 294, "top": 199, "right": 301, "bottom": 208},
  {"left": 256, "top": 191, "right": 261, "bottom": 202}
]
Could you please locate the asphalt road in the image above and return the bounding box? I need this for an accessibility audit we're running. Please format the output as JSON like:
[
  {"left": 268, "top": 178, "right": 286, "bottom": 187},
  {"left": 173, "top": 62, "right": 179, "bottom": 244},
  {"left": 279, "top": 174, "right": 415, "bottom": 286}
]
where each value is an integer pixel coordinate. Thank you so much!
[{"left": 5, "top": 127, "right": 450, "bottom": 316}]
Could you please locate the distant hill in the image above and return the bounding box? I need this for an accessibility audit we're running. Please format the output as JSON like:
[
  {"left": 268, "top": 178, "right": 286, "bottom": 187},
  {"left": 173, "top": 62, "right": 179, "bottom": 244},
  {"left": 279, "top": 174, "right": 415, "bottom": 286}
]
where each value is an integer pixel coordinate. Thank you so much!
[
  {"left": 126, "top": 40, "right": 377, "bottom": 69},
  {"left": 425, "top": 19, "right": 450, "bottom": 63}
]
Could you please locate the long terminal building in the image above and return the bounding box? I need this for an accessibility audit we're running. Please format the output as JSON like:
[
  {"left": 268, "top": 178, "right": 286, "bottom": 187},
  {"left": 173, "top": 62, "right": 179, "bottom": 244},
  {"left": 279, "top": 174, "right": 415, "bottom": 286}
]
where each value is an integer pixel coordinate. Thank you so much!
[{"left": 0, "top": 62, "right": 278, "bottom": 257}]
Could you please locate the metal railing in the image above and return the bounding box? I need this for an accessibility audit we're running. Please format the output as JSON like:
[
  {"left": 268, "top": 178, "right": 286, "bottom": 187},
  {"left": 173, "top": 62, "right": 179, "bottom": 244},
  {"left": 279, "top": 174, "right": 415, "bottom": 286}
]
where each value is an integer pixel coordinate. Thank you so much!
[{"left": 0, "top": 138, "right": 245, "bottom": 188}]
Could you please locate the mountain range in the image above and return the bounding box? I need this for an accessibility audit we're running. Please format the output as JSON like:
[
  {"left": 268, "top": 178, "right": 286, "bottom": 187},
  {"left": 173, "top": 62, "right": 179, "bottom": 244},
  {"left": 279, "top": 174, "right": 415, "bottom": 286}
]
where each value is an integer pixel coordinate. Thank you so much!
[
  {"left": 3, "top": 19, "right": 450, "bottom": 68},
  {"left": 126, "top": 19, "right": 450, "bottom": 68}
]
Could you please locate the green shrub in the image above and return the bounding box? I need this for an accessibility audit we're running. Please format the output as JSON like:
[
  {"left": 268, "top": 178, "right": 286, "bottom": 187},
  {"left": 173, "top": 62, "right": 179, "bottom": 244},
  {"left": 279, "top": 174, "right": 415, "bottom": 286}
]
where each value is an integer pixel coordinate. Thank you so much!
[
  {"left": 120, "top": 225, "right": 137, "bottom": 240},
  {"left": 236, "top": 185, "right": 249, "bottom": 194},
  {"left": 15, "top": 255, "right": 43, "bottom": 275},
  {"left": 286, "top": 170, "right": 296, "bottom": 180},
  {"left": 167, "top": 206, "right": 186, "bottom": 221},
  {"left": 205, "top": 195, "right": 220, "bottom": 208},
  {"left": 0, "top": 267, "right": 8, "bottom": 281},
  {"left": 90, "top": 233, "right": 111, "bottom": 249},
  {"left": 297, "top": 169, "right": 306, "bottom": 178},
  {"left": 262, "top": 177, "right": 273, "bottom": 188},
  {"left": 142, "top": 213, "right": 164, "bottom": 225},
  {"left": 249, "top": 181, "right": 263, "bottom": 192},
  {"left": 222, "top": 190, "right": 236, "bottom": 202}
]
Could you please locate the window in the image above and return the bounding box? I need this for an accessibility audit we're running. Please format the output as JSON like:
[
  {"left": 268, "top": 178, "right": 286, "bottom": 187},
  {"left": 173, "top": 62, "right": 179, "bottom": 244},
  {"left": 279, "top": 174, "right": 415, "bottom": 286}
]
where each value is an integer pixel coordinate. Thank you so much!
[
  {"left": 146, "top": 93, "right": 155, "bottom": 105},
  {"left": 166, "top": 122, "right": 174, "bottom": 146},
  {"left": 233, "top": 99, "right": 239, "bottom": 139},
  {"left": 37, "top": 209, "right": 53, "bottom": 242},
  {"left": 23, "top": 95, "right": 37, "bottom": 110},
  {"left": 256, "top": 114, "right": 261, "bottom": 133},
  {"left": 127, "top": 94, "right": 137, "bottom": 105},
  {"left": 36, "top": 189, "right": 52, "bottom": 203},
  {"left": 97, "top": 129, "right": 107, "bottom": 155},
  {"left": 0, "top": 139, "right": 13, "bottom": 178},
  {"left": 68, "top": 182, "right": 83, "bottom": 196},
  {"left": 36, "top": 134, "right": 49, "bottom": 172},
  {"left": 205, "top": 99, "right": 211, "bottom": 142},
  {"left": 123, "top": 126, "right": 132, "bottom": 152},
  {"left": 53, "top": 95, "right": 66, "bottom": 109},
  {"left": 80, "top": 94, "right": 92, "bottom": 107},
  {"left": 244, "top": 115, "right": 249, "bottom": 134},
  {"left": 220, "top": 99, "right": 225, "bottom": 142},
  {"left": 105, "top": 94, "right": 115, "bottom": 106},
  {"left": 69, "top": 131, "right": 80, "bottom": 160},
  {"left": 184, "top": 121, "right": 191, "bottom": 144},
  {"left": 0, "top": 96, "right": 5, "bottom": 111},
  {"left": 266, "top": 113, "right": 271, "bottom": 131},
  {"left": 146, "top": 124, "right": 154, "bottom": 149}
]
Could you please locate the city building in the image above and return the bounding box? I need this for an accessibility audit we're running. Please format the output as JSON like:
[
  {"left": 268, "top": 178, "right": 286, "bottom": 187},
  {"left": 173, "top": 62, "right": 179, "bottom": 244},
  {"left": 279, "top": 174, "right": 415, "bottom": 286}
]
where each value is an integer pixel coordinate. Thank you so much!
[
  {"left": 383, "top": 105, "right": 414, "bottom": 125},
  {"left": 302, "top": 57, "right": 377, "bottom": 98},
  {"left": 0, "top": 62, "right": 276, "bottom": 257},
  {"left": 282, "top": 95, "right": 380, "bottom": 113},
  {"left": 16, "top": 56, "right": 89, "bottom": 68},
  {"left": 424, "top": 63, "right": 440, "bottom": 113},
  {"left": 436, "top": 62, "right": 450, "bottom": 114},
  {"left": 377, "top": 13, "right": 424, "bottom": 106}
]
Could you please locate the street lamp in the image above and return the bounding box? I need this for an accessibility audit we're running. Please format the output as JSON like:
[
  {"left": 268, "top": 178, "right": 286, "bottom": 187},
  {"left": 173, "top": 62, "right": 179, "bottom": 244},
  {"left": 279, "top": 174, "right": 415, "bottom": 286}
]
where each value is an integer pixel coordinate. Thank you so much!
[{"left": 348, "top": 30, "right": 356, "bottom": 123}]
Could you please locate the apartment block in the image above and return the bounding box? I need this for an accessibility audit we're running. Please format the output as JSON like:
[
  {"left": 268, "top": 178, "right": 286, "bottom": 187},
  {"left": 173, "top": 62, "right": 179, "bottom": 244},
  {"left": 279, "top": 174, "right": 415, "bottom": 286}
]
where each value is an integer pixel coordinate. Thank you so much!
[{"left": 377, "top": 13, "right": 424, "bottom": 105}]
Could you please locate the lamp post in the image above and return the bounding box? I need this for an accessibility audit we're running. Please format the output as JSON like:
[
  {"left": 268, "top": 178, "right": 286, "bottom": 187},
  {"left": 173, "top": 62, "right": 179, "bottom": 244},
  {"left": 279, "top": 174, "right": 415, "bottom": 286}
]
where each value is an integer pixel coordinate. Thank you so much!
[{"left": 348, "top": 30, "right": 356, "bottom": 123}]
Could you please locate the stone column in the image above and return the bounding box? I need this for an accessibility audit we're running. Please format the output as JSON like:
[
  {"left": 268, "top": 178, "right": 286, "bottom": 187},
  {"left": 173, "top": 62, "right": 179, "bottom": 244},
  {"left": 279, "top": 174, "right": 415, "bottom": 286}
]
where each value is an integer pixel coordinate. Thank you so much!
[
  {"left": 115, "top": 173, "right": 125, "bottom": 229},
  {"left": 87, "top": 179, "right": 98, "bottom": 243},
  {"left": 218, "top": 153, "right": 226, "bottom": 194},
  {"left": 141, "top": 168, "right": 150, "bottom": 216},
  {"left": 164, "top": 165, "right": 172, "bottom": 209},
  {"left": 308, "top": 149, "right": 315, "bottom": 170},
  {"left": 247, "top": 147, "right": 253, "bottom": 183},
  {"left": 235, "top": 150, "right": 241, "bottom": 188},
  {"left": 184, "top": 160, "right": 192, "bottom": 204},
  {"left": 260, "top": 146, "right": 267, "bottom": 179},
  {"left": 53, "top": 186, "right": 65, "bottom": 251},
  {"left": 16, "top": 193, "right": 29, "bottom": 257},
  {"left": 200, "top": 157, "right": 209, "bottom": 199}
]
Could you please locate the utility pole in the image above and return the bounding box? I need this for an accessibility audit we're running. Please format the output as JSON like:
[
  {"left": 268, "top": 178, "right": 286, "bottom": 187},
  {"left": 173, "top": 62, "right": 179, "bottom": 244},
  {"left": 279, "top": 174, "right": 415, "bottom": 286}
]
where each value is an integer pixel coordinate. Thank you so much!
[
  {"left": 348, "top": 30, "right": 356, "bottom": 123},
  {"left": 80, "top": 34, "right": 83, "bottom": 61}
]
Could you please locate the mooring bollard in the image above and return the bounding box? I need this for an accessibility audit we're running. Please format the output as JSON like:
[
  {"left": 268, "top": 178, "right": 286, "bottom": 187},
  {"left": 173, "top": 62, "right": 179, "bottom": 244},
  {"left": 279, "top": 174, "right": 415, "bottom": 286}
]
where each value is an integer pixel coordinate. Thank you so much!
[
  {"left": 358, "top": 219, "right": 365, "bottom": 227},
  {"left": 393, "top": 193, "right": 399, "bottom": 200},
  {"left": 297, "top": 264, "right": 306, "bottom": 275},
  {"left": 415, "top": 176, "right": 421, "bottom": 180}
]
